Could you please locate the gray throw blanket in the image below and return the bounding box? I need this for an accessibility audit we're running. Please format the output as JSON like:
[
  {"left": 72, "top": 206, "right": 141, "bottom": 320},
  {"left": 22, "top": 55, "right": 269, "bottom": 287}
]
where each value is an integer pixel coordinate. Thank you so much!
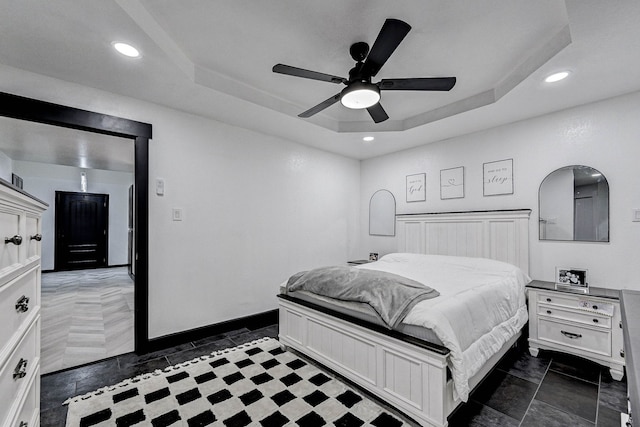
[{"left": 286, "top": 266, "right": 440, "bottom": 329}]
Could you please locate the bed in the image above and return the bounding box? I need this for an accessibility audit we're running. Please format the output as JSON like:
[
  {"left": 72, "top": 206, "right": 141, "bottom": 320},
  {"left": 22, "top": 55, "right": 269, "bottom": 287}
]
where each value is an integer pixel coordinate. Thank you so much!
[{"left": 278, "top": 210, "right": 531, "bottom": 427}]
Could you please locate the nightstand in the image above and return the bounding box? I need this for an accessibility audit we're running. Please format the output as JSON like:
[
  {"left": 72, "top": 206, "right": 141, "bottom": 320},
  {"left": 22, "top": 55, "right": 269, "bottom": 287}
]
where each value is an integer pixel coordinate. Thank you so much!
[{"left": 526, "top": 280, "right": 625, "bottom": 381}]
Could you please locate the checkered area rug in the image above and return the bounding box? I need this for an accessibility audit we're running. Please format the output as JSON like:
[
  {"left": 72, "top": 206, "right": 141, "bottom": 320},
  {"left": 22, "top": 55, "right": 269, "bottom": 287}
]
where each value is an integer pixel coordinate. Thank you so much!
[{"left": 65, "top": 338, "right": 410, "bottom": 426}]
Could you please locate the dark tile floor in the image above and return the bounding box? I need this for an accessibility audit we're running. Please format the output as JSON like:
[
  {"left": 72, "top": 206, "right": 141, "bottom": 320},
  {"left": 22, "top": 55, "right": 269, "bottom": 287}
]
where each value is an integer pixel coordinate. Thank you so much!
[
  {"left": 448, "top": 345, "right": 628, "bottom": 427},
  {"left": 41, "top": 324, "right": 627, "bottom": 427}
]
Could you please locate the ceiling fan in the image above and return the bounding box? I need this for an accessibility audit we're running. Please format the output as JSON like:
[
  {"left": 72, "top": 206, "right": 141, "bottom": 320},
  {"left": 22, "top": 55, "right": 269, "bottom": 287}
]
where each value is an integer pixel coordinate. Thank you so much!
[{"left": 272, "top": 18, "right": 456, "bottom": 123}]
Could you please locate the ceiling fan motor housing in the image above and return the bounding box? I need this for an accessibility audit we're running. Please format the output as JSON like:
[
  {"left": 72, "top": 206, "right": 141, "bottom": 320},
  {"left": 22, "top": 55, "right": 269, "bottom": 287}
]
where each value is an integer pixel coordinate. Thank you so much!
[{"left": 349, "top": 42, "right": 370, "bottom": 62}]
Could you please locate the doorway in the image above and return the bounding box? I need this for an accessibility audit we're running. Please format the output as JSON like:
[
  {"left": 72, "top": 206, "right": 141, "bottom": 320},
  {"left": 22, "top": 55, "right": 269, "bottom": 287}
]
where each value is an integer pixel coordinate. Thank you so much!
[
  {"left": 55, "top": 191, "right": 109, "bottom": 271},
  {"left": 0, "top": 91, "right": 151, "bottom": 354}
]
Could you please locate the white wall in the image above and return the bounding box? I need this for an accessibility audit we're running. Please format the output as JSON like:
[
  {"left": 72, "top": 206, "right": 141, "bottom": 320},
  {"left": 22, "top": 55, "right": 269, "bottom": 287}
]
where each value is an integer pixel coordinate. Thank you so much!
[
  {"left": 11, "top": 161, "right": 133, "bottom": 270},
  {"left": 147, "top": 111, "right": 360, "bottom": 337},
  {"left": 0, "top": 64, "right": 361, "bottom": 339},
  {"left": 360, "top": 91, "right": 640, "bottom": 290},
  {"left": 0, "top": 151, "right": 12, "bottom": 182}
]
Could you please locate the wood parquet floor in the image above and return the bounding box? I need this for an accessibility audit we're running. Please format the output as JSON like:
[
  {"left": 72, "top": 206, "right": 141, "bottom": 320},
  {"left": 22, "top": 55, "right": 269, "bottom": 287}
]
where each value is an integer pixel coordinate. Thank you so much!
[{"left": 41, "top": 267, "right": 134, "bottom": 374}]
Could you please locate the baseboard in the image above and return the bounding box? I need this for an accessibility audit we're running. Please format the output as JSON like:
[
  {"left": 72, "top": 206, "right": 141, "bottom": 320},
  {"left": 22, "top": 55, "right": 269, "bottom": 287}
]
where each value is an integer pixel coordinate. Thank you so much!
[
  {"left": 144, "top": 309, "right": 278, "bottom": 354},
  {"left": 42, "top": 264, "right": 130, "bottom": 274}
]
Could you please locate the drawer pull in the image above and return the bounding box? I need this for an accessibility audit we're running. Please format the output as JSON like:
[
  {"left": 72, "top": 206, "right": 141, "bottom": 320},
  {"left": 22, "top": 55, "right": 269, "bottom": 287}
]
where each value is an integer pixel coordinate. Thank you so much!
[
  {"left": 593, "top": 318, "right": 599, "bottom": 323},
  {"left": 15, "top": 295, "right": 29, "bottom": 313},
  {"left": 546, "top": 298, "right": 552, "bottom": 302},
  {"left": 30, "top": 234, "right": 42, "bottom": 241},
  {"left": 560, "top": 330, "right": 582, "bottom": 339},
  {"left": 621, "top": 349, "right": 625, "bottom": 358},
  {"left": 5, "top": 235, "right": 23, "bottom": 245},
  {"left": 592, "top": 305, "right": 598, "bottom": 310},
  {"left": 19, "top": 422, "right": 28, "bottom": 427},
  {"left": 546, "top": 310, "right": 552, "bottom": 314},
  {"left": 13, "top": 358, "right": 27, "bottom": 380}
]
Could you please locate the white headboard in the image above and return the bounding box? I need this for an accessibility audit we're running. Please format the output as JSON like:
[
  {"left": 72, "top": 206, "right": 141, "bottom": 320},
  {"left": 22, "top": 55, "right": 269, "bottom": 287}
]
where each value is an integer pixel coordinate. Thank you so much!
[{"left": 396, "top": 210, "right": 531, "bottom": 275}]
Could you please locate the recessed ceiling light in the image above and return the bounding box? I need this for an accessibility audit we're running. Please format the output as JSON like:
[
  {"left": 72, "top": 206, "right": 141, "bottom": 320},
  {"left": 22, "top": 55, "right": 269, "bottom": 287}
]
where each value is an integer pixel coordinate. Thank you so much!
[
  {"left": 112, "top": 42, "right": 141, "bottom": 58},
  {"left": 363, "top": 136, "right": 375, "bottom": 142},
  {"left": 544, "top": 71, "right": 570, "bottom": 83}
]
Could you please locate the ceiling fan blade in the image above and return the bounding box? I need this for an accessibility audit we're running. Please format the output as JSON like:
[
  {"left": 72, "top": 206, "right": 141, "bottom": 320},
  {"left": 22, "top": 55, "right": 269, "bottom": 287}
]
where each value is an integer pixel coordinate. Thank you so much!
[
  {"left": 379, "top": 77, "right": 456, "bottom": 91},
  {"left": 367, "top": 103, "right": 389, "bottom": 123},
  {"left": 362, "top": 19, "right": 411, "bottom": 77},
  {"left": 273, "top": 64, "right": 346, "bottom": 84},
  {"left": 298, "top": 93, "right": 341, "bottom": 118}
]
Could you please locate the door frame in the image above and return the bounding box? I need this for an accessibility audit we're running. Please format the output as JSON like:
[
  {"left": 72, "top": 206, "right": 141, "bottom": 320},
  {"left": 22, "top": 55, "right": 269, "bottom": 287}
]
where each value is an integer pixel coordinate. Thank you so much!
[{"left": 0, "top": 91, "right": 152, "bottom": 353}]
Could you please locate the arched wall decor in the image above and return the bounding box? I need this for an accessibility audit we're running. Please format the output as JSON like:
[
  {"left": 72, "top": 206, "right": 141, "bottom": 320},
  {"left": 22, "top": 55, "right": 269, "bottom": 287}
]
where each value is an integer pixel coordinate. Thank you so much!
[{"left": 369, "top": 189, "right": 396, "bottom": 236}]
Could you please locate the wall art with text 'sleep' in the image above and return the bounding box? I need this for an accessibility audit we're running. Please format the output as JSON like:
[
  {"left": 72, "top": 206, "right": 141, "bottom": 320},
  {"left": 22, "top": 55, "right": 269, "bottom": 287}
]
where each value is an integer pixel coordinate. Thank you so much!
[
  {"left": 406, "top": 173, "right": 426, "bottom": 202},
  {"left": 440, "top": 166, "right": 464, "bottom": 199},
  {"left": 483, "top": 159, "right": 513, "bottom": 196}
]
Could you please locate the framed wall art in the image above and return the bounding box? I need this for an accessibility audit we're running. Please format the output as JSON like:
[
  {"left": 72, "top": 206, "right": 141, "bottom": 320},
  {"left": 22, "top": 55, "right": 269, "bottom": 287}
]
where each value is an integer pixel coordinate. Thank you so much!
[
  {"left": 440, "top": 167, "right": 464, "bottom": 199},
  {"left": 555, "top": 267, "right": 588, "bottom": 292},
  {"left": 483, "top": 158, "right": 513, "bottom": 196},
  {"left": 406, "top": 173, "right": 426, "bottom": 202}
]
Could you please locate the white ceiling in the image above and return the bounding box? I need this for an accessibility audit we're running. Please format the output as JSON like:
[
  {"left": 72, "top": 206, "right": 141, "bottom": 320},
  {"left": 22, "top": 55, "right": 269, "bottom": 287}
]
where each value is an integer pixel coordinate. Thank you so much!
[
  {"left": 0, "top": 117, "right": 134, "bottom": 172},
  {"left": 0, "top": 0, "right": 639, "bottom": 166}
]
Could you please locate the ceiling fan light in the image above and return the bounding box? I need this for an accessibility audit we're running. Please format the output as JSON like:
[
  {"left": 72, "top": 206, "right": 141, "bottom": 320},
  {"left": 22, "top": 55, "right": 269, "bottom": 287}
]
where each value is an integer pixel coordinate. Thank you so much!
[{"left": 340, "top": 82, "right": 380, "bottom": 109}]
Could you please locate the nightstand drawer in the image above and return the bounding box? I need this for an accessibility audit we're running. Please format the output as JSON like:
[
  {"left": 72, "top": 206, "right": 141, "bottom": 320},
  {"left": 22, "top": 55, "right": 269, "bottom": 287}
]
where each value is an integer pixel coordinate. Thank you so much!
[
  {"left": 538, "top": 318, "right": 611, "bottom": 356},
  {"left": 537, "top": 292, "right": 615, "bottom": 315},
  {"left": 538, "top": 304, "right": 611, "bottom": 328},
  {"left": 537, "top": 292, "right": 577, "bottom": 306}
]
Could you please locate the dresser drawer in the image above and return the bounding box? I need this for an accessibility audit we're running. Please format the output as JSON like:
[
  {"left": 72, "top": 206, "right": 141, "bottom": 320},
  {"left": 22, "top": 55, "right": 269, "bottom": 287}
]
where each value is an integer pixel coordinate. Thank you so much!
[
  {"left": 538, "top": 304, "right": 612, "bottom": 328},
  {"left": 538, "top": 318, "right": 611, "bottom": 356},
  {"left": 0, "top": 269, "right": 37, "bottom": 358},
  {"left": 0, "top": 319, "right": 38, "bottom": 423},
  {"left": 11, "top": 370, "right": 38, "bottom": 427},
  {"left": 0, "top": 210, "right": 22, "bottom": 273},
  {"left": 25, "top": 216, "right": 41, "bottom": 260}
]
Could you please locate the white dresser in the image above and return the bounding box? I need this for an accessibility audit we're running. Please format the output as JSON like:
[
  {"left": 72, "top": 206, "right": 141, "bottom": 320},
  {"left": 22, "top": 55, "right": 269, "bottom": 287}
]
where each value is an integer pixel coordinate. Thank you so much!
[
  {"left": 0, "top": 182, "right": 47, "bottom": 427},
  {"left": 527, "top": 280, "right": 625, "bottom": 381}
]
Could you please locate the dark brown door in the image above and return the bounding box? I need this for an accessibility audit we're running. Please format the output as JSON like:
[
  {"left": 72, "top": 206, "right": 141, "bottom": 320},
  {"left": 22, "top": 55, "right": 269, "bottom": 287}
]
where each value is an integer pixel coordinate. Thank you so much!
[{"left": 55, "top": 191, "right": 109, "bottom": 271}]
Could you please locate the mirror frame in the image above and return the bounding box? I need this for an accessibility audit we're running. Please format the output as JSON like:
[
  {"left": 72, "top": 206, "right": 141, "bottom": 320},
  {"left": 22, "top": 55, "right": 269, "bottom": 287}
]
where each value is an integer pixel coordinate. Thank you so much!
[
  {"left": 538, "top": 165, "right": 610, "bottom": 242},
  {"left": 0, "top": 91, "right": 153, "bottom": 353}
]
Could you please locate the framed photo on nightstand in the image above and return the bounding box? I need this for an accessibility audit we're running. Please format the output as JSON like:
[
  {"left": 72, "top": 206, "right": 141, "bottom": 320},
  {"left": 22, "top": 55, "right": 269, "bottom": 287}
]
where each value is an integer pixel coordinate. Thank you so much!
[{"left": 555, "top": 267, "right": 588, "bottom": 292}]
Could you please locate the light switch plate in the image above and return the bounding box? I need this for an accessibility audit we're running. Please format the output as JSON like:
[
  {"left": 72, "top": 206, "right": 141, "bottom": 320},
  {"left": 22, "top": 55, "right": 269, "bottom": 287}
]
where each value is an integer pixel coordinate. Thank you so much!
[
  {"left": 156, "top": 178, "right": 165, "bottom": 196},
  {"left": 633, "top": 209, "right": 640, "bottom": 222},
  {"left": 172, "top": 208, "right": 183, "bottom": 221}
]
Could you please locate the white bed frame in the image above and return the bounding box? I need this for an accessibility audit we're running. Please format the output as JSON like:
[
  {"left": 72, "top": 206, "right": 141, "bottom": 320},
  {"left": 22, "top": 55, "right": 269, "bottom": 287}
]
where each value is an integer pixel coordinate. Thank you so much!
[{"left": 278, "top": 210, "right": 531, "bottom": 427}]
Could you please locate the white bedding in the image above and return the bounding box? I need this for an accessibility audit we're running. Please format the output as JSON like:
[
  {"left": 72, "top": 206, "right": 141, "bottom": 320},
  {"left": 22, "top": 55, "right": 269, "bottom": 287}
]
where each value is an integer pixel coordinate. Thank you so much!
[{"left": 358, "top": 253, "right": 530, "bottom": 402}]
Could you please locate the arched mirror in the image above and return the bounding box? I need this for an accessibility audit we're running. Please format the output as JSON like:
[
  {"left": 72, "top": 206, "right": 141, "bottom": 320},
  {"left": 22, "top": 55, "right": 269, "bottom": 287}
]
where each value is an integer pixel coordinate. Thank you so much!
[
  {"left": 369, "top": 189, "right": 396, "bottom": 236},
  {"left": 539, "top": 165, "right": 609, "bottom": 242}
]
